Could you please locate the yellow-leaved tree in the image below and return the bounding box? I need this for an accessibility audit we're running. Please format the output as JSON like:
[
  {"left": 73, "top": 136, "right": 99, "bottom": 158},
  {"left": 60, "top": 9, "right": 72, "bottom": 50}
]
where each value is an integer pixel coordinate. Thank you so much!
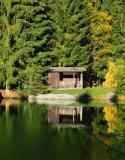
[
  {"left": 84, "top": 0, "right": 113, "bottom": 80},
  {"left": 103, "top": 61, "right": 117, "bottom": 88}
]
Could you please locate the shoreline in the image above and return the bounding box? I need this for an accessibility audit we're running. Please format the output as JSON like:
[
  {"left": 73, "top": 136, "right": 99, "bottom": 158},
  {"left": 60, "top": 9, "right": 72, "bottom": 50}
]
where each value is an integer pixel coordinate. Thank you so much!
[
  {"left": 1, "top": 93, "right": 125, "bottom": 107},
  {"left": 28, "top": 93, "right": 125, "bottom": 102},
  {"left": 1, "top": 89, "right": 125, "bottom": 101}
]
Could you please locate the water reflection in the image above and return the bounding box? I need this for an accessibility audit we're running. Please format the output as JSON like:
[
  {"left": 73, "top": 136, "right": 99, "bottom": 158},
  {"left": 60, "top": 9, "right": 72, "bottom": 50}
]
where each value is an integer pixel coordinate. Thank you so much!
[
  {"left": 47, "top": 104, "right": 125, "bottom": 159},
  {"left": 103, "top": 106, "right": 117, "bottom": 133},
  {"left": 0, "top": 99, "right": 21, "bottom": 117},
  {"left": 48, "top": 107, "right": 83, "bottom": 124},
  {"left": 0, "top": 100, "right": 125, "bottom": 160},
  {"left": 0, "top": 98, "right": 21, "bottom": 106}
]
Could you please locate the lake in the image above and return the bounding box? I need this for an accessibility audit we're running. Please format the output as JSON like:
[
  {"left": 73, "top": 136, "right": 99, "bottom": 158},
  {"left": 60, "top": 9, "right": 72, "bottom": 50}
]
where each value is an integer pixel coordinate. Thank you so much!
[{"left": 0, "top": 99, "right": 125, "bottom": 160}]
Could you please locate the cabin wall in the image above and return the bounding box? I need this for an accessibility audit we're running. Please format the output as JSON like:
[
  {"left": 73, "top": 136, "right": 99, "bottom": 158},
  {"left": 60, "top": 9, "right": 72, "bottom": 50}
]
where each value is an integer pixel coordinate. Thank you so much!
[
  {"left": 59, "top": 78, "right": 80, "bottom": 88},
  {"left": 47, "top": 71, "right": 86, "bottom": 89},
  {"left": 59, "top": 72, "right": 81, "bottom": 88},
  {"left": 47, "top": 72, "right": 59, "bottom": 89}
]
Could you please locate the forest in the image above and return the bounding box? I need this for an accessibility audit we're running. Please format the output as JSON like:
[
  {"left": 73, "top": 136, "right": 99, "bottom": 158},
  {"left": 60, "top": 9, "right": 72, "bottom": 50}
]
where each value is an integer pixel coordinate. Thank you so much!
[{"left": 0, "top": 0, "right": 125, "bottom": 94}]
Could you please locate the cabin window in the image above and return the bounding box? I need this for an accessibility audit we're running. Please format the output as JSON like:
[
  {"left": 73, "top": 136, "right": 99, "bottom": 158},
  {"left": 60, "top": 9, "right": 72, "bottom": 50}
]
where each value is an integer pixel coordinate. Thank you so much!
[
  {"left": 59, "top": 72, "right": 81, "bottom": 81},
  {"left": 60, "top": 72, "right": 63, "bottom": 81},
  {"left": 63, "top": 72, "right": 73, "bottom": 78},
  {"left": 63, "top": 74, "right": 73, "bottom": 78},
  {"left": 60, "top": 72, "right": 73, "bottom": 81},
  {"left": 63, "top": 73, "right": 80, "bottom": 79}
]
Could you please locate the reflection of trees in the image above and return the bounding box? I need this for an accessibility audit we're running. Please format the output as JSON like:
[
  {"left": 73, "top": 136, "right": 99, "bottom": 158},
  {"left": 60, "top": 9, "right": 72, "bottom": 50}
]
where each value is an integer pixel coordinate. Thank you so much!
[
  {"left": 92, "top": 108, "right": 107, "bottom": 135},
  {"left": 103, "top": 105, "right": 125, "bottom": 143},
  {"left": 91, "top": 105, "right": 125, "bottom": 159},
  {"left": 92, "top": 105, "right": 125, "bottom": 139},
  {"left": 103, "top": 106, "right": 117, "bottom": 134},
  {"left": 0, "top": 102, "right": 125, "bottom": 160},
  {"left": 0, "top": 102, "right": 49, "bottom": 160},
  {"left": 82, "top": 107, "right": 96, "bottom": 128},
  {"left": 0, "top": 102, "right": 48, "bottom": 131},
  {"left": 116, "top": 104, "right": 125, "bottom": 142}
]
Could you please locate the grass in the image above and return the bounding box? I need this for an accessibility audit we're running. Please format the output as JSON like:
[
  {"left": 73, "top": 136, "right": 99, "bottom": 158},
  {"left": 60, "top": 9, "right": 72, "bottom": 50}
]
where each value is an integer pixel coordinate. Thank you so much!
[{"left": 50, "top": 87, "right": 116, "bottom": 98}]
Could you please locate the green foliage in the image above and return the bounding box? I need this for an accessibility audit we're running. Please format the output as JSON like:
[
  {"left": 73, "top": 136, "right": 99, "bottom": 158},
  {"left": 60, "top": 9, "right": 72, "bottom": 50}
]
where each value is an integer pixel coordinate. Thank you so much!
[
  {"left": 103, "top": 61, "right": 117, "bottom": 88},
  {"left": 19, "top": 64, "right": 48, "bottom": 95},
  {"left": 109, "top": 0, "right": 125, "bottom": 60},
  {"left": 0, "top": 0, "right": 125, "bottom": 95},
  {"left": 115, "top": 60, "right": 125, "bottom": 95},
  {"left": 85, "top": 0, "right": 112, "bottom": 79},
  {"left": 51, "top": 0, "right": 91, "bottom": 67},
  {"left": 0, "top": 0, "right": 54, "bottom": 92}
]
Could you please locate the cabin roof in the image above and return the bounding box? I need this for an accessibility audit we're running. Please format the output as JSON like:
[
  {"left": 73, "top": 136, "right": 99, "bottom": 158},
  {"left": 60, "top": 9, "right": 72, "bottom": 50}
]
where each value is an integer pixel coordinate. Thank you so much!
[{"left": 50, "top": 67, "right": 86, "bottom": 72}]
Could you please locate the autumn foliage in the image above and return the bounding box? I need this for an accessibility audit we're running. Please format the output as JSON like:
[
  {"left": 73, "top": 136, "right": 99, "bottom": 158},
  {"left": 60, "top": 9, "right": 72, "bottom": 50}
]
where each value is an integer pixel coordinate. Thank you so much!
[{"left": 103, "top": 61, "right": 117, "bottom": 88}]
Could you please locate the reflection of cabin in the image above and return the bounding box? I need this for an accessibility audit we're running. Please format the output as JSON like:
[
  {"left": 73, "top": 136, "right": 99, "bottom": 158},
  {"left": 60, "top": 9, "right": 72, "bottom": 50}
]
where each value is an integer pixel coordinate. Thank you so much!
[
  {"left": 47, "top": 67, "right": 86, "bottom": 89},
  {"left": 48, "top": 107, "right": 83, "bottom": 124}
]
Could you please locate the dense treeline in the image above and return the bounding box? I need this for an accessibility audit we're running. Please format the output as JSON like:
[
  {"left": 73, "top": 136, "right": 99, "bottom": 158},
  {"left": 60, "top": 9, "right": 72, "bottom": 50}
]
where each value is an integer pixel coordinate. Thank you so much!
[{"left": 0, "top": 0, "right": 125, "bottom": 94}]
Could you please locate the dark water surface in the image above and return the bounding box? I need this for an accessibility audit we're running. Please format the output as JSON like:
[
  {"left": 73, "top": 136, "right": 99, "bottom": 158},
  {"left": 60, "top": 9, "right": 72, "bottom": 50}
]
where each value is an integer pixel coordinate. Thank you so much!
[{"left": 0, "top": 100, "right": 125, "bottom": 160}]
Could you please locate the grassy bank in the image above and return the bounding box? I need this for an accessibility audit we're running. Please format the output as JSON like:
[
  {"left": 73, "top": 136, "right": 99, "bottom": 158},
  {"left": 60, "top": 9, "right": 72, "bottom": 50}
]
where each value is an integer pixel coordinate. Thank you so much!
[
  {"left": 51, "top": 87, "right": 116, "bottom": 99},
  {"left": 1, "top": 87, "right": 125, "bottom": 101}
]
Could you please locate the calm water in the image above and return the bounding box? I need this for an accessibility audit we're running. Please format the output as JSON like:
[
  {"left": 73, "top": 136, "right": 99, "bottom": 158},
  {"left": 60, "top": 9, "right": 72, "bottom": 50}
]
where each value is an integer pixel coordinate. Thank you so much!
[{"left": 0, "top": 99, "right": 125, "bottom": 160}]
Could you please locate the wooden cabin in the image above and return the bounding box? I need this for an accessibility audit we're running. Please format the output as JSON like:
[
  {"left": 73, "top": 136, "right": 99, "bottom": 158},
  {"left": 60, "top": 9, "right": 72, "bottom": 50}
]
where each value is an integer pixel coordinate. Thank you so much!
[{"left": 47, "top": 67, "right": 86, "bottom": 89}]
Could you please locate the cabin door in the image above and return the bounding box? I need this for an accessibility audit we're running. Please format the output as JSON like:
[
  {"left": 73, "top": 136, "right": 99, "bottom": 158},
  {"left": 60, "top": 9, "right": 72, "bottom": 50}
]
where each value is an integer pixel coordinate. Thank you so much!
[{"left": 48, "top": 72, "right": 59, "bottom": 88}]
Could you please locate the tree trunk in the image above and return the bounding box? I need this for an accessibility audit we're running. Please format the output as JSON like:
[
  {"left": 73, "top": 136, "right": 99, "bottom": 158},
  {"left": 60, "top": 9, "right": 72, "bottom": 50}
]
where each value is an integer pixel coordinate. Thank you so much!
[{"left": 5, "top": 82, "right": 10, "bottom": 97}]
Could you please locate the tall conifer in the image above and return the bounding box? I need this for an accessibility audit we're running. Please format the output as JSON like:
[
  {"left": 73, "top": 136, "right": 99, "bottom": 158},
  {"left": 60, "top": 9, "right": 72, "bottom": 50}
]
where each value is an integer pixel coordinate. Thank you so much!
[{"left": 52, "top": 0, "right": 91, "bottom": 67}]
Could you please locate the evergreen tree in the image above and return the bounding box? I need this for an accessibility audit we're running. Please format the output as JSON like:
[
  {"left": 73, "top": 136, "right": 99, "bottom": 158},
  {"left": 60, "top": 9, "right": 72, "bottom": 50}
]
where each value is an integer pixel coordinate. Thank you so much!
[
  {"left": 0, "top": 0, "right": 55, "bottom": 93},
  {"left": 0, "top": 0, "right": 125, "bottom": 94},
  {"left": 0, "top": 0, "right": 16, "bottom": 90},
  {"left": 51, "top": 0, "right": 91, "bottom": 68},
  {"left": 109, "top": 0, "right": 125, "bottom": 60},
  {"left": 11, "top": 0, "right": 54, "bottom": 92}
]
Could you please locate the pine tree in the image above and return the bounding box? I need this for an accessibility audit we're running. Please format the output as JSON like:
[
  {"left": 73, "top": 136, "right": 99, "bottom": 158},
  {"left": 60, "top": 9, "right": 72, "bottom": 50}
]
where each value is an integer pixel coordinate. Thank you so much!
[
  {"left": 0, "top": 0, "right": 125, "bottom": 94},
  {"left": 109, "top": 0, "right": 125, "bottom": 60},
  {"left": 10, "top": 0, "right": 54, "bottom": 92},
  {"left": 51, "top": 0, "right": 91, "bottom": 68},
  {"left": 0, "top": 0, "right": 54, "bottom": 93},
  {"left": 0, "top": 0, "right": 17, "bottom": 90}
]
